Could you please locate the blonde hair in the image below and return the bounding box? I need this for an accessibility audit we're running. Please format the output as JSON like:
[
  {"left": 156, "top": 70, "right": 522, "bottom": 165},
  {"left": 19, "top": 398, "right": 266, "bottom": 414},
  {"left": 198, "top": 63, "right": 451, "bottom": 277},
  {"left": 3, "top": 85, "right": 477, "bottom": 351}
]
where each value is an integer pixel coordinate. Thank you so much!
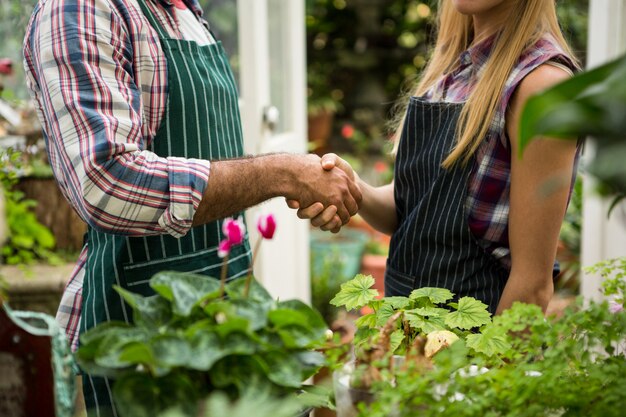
[{"left": 391, "top": 0, "right": 578, "bottom": 168}]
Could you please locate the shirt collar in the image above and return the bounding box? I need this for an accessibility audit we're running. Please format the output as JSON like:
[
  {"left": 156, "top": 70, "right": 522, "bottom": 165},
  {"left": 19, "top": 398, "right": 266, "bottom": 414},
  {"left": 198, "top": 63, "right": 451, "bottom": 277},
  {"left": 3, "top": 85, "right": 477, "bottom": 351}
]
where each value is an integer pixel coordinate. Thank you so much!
[{"left": 459, "top": 34, "right": 496, "bottom": 68}]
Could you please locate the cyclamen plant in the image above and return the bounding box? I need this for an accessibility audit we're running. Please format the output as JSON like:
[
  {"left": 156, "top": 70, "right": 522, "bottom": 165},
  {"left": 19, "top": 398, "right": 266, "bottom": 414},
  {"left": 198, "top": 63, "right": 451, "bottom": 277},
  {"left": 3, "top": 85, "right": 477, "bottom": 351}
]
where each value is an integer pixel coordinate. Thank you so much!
[{"left": 77, "top": 214, "right": 329, "bottom": 417}]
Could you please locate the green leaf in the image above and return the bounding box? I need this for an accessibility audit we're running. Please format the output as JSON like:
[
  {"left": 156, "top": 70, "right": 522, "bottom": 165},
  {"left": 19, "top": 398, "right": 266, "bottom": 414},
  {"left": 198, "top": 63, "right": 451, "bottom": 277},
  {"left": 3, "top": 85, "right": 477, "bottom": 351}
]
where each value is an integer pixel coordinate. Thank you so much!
[
  {"left": 383, "top": 296, "right": 412, "bottom": 309},
  {"left": 445, "top": 297, "right": 492, "bottom": 330},
  {"left": 329, "top": 274, "right": 379, "bottom": 310},
  {"left": 375, "top": 302, "right": 401, "bottom": 327},
  {"left": 297, "top": 384, "right": 335, "bottom": 410},
  {"left": 520, "top": 55, "right": 626, "bottom": 152},
  {"left": 229, "top": 299, "right": 270, "bottom": 331},
  {"left": 354, "top": 313, "right": 376, "bottom": 328},
  {"left": 150, "top": 271, "right": 221, "bottom": 316},
  {"left": 197, "top": 391, "right": 302, "bottom": 417},
  {"left": 94, "top": 328, "right": 152, "bottom": 371},
  {"left": 260, "top": 352, "right": 305, "bottom": 388},
  {"left": 115, "top": 287, "right": 172, "bottom": 328},
  {"left": 113, "top": 372, "right": 200, "bottom": 417},
  {"left": 151, "top": 335, "right": 193, "bottom": 369},
  {"left": 186, "top": 332, "right": 226, "bottom": 371},
  {"left": 390, "top": 329, "right": 405, "bottom": 353},
  {"left": 404, "top": 310, "right": 447, "bottom": 333},
  {"left": 226, "top": 277, "right": 274, "bottom": 304},
  {"left": 409, "top": 287, "right": 454, "bottom": 304},
  {"left": 214, "top": 316, "right": 252, "bottom": 339},
  {"left": 466, "top": 333, "right": 511, "bottom": 357}
]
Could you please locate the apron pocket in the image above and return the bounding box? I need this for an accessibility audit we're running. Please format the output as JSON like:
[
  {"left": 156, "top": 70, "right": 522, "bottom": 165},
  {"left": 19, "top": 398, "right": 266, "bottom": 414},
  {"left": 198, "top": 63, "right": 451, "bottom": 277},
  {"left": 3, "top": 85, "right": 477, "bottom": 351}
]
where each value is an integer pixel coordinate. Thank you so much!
[
  {"left": 384, "top": 263, "right": 417, "bottom": 297},
  {"left": 120, "top": 248, "right": 222, "bottom": 296}
]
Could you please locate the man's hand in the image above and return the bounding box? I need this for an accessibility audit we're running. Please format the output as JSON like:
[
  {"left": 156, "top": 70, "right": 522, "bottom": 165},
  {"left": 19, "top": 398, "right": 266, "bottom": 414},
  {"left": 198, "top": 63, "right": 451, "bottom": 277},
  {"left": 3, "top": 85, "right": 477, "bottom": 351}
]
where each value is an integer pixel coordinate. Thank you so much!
[
  {"left": 285, "top": 154, "right": 361, "bottom": 225},
  {"left": 286, "top": 153, "right": 359, "bottom": 232}
]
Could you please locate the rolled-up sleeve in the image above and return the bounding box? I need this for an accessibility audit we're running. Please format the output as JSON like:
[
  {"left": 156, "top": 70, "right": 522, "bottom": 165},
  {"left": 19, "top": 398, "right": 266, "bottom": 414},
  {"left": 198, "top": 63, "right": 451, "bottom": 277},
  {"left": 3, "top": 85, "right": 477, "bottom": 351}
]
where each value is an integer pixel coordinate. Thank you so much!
[{"left": 23, "top": 0, "right": 210, "bottom": 238}]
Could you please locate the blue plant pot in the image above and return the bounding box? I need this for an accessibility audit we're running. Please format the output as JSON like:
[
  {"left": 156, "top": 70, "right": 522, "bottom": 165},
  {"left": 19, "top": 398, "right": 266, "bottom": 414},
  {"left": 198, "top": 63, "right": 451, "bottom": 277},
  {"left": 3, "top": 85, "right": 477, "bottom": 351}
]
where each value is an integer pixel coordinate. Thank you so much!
[{"left": 310, "top": 229, "right": 369, "bottom": 280}]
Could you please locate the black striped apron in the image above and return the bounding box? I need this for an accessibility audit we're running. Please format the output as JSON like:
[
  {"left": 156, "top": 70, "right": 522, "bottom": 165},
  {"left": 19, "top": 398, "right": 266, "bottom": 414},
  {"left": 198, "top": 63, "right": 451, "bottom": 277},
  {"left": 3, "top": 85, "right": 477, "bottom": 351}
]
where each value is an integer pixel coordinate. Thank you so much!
[
  {"left": 385, "top": 98, "right": 508, "bottom": 313},
  {"left": 80, "top": 1, "right": 251, "bottom": 414}
]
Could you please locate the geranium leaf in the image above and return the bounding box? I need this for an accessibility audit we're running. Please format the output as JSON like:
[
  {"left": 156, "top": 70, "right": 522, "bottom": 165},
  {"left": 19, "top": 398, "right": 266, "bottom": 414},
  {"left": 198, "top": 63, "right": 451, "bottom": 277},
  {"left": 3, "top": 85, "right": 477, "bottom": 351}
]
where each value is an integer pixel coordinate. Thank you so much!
[
  {"left": 404, "top": 310, "right": 447, "bottom": 333},
  {"left": 445, "top": 297, "right": 491, "bottom": 330},
  {"left": 466, "top": 333, "right": 510, "bottom": 357},
  {"left": 330, "top": 274, "right": 379, "bottom": 310},
  {"left": 384, "top": 296, "right": 411, "bottom": 309},
  {"left": 390, "top": 329, "right": 405, "bottom": 353},
  {"left": 355, "top": 313, "right": 376, "bottom": 328},
  {"left": 376, "top": 303, "right": 400, "bottom": 327},
  {"left": 409, "top": 287, "right": 454, "bottom": 304}
]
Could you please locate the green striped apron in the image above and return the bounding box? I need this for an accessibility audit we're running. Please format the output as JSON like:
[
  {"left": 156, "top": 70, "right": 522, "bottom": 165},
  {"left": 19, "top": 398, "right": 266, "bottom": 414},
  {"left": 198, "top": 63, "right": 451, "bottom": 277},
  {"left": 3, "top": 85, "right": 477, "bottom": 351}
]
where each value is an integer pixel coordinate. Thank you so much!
[{"left": 80, "top": 1, "right": 251, "bottom": 414}]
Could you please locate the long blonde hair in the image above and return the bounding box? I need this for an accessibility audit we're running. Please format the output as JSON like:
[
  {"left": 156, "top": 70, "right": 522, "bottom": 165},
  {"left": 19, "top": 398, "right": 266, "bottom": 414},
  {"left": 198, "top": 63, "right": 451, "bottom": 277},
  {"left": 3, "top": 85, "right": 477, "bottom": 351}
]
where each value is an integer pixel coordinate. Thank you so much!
[{"left": 392, "top": 0, "right": 578, "bottom": 168}]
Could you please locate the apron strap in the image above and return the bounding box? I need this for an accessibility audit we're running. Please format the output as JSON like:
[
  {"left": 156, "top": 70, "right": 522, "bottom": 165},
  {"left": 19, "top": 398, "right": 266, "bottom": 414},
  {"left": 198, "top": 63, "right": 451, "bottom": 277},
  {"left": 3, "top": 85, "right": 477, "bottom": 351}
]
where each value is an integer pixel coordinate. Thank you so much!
[{"left": 135, "top": 0, "right": 174, "bottom": 40}]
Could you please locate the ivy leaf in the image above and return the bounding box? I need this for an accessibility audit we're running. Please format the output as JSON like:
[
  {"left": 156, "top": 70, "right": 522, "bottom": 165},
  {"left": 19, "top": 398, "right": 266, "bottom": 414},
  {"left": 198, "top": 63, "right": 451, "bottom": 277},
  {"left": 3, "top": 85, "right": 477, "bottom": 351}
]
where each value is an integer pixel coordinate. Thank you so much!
[
  {"left": 330, "top": 274, "right": 379, "bottom": 310},
  {"left": 466, "top": 333, "right": 511, "bottom": 357},
  {"left": 445, "top": 297, "right": 492, "bottom": 330},
  {"left": 409, "top": 287, "right": 454, "bottom": 304}
]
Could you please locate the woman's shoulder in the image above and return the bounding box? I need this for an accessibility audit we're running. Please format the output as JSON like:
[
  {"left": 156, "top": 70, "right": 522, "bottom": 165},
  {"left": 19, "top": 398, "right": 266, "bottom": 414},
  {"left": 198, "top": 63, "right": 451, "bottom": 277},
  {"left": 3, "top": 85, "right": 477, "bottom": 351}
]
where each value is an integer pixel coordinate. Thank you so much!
[
  {"left": 509, "top": 63, "right": 571, "bottom": 114},
  {"left": 518, "top": 34, "right": 578, "bottom": 73}
]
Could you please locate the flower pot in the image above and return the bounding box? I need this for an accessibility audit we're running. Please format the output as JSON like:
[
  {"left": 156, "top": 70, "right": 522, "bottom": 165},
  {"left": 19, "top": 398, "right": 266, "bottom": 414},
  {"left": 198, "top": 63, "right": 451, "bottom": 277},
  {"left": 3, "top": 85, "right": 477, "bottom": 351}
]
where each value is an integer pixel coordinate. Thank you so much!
[
  {"left": 333, "top": 356, "right": 405, "bottom": 417},
  {"left": 307, "top": 110, "right": 335, "bottom": 156},
  {"left": 310, "top": 229, "right": 369, "bottom": 282}
]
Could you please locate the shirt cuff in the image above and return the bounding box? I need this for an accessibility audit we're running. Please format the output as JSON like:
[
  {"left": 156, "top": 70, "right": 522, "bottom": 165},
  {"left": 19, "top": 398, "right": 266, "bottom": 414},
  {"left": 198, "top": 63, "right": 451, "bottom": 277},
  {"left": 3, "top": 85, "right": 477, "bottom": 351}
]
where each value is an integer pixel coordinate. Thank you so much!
[{"left": 158, "top": 157, "right": 211, "bottom": 238}]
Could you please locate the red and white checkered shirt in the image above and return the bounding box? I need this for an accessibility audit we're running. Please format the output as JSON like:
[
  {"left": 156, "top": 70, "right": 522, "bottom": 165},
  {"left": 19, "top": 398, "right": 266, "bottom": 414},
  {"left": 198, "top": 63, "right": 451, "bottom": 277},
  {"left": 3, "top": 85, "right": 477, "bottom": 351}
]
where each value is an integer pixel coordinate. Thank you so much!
[
  {"left": 23, "top": 0, "right": 215, "bottom": 351},
  {"left": 423, "top": 35, "right": 577, "bottom": 269}
]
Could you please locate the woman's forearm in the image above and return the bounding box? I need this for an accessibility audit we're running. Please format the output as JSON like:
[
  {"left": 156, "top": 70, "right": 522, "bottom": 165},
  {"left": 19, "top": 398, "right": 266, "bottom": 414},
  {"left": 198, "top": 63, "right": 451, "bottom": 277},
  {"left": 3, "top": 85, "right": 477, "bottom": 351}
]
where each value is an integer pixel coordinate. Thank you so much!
[{"left": 357, "top": 180, "right": 397, "bottom": 235}]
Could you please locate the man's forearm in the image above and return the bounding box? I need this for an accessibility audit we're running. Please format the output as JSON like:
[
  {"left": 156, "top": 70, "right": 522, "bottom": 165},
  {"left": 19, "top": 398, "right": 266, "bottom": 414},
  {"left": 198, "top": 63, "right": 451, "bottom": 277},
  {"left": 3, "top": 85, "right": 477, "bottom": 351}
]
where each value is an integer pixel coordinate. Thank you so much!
[
  {"left": 192, "top": 153, "right": 361, "bottom": 226},
  {"left": 192, "top": 154, "right": 291, "bottom": 225}
]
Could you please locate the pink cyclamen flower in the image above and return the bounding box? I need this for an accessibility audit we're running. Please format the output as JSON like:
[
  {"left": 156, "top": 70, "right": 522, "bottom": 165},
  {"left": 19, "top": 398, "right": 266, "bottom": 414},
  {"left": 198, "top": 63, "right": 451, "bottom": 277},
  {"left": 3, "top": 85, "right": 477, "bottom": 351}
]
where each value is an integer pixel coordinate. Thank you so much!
[
  {"left": 222, "top": 216, "right": 246, "bottom": 246},
  {"left": 217, "top": 239, "right": 231, "bottom": 258},
  {"left": 609, "top": 300, "right": 624, "bottom": 314},
  {"left": 257, "top": 214, "right": 277, "bottom": 240}
]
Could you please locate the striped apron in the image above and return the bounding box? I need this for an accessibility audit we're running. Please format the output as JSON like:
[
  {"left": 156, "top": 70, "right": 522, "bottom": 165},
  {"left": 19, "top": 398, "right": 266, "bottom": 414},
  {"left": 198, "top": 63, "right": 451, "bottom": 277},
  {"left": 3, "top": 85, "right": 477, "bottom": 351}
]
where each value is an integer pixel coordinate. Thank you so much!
[
  {"left": 80, "top": 1, "right": 251, "bottom": 414},
  {"left": 385, "top": 98, "right": 508, "bottom": 314}
]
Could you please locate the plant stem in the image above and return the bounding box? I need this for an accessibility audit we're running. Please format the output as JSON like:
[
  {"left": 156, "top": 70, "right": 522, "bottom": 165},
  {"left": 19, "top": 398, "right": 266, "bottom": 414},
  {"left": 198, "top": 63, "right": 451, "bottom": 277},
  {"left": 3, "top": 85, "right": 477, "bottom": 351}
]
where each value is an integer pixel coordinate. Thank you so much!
[
  {"left": 244, "top": 238, "right": 263, "bottom": 297},
  {"left": 219, "top": 254, "right": 230, "bottom": 298}
]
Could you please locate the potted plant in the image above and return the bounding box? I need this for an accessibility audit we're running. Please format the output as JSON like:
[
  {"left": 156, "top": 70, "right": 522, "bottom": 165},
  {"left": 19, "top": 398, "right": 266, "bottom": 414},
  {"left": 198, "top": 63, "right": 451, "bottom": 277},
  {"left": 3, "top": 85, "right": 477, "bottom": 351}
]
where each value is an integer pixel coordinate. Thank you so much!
[
  {"left": 76, "top": 215, "right": 330, "bottom": 417},
  {"left": 326, "top": 274, "right": 506, "bottom": 417},
  {"left": 358, "top": 258, "right": 626, "bottom": 417}
]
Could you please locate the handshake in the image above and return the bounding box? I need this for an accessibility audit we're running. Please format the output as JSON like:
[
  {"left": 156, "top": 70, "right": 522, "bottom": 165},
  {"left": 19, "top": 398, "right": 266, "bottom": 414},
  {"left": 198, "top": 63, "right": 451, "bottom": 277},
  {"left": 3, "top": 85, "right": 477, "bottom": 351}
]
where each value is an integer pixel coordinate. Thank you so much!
[{"left": 285, "top": 153, "right": 360, "bottom": 233}]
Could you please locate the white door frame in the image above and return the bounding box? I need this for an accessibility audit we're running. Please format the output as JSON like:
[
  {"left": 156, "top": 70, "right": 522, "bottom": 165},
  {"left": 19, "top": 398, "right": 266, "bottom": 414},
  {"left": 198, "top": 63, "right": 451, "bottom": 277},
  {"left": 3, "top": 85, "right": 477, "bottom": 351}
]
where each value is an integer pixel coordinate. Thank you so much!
[
  {"left": 237, "top": 0, "right": 311, "bottom": 303},
  {"left": 581, "top": 0, "right": 626, "bottom": 301}
]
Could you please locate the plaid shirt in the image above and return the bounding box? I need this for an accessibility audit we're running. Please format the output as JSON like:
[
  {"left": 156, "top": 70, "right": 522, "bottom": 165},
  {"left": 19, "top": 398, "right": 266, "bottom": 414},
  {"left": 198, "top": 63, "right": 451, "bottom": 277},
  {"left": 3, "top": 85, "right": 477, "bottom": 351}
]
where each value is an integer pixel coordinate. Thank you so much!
[
  {"left": 424, "top": 35, "right": 576, "bottom": 269},
  {"left": 23, "top": 0, "right": 215, "bottom": 351}
]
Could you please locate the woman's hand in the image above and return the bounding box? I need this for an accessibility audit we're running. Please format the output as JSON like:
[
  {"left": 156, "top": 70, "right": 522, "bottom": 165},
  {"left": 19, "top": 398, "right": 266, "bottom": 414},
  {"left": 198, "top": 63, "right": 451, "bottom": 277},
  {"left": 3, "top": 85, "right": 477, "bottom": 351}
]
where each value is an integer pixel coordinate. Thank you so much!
[{"left": 286, "top": 154, "right": 359, "bottom": 233}]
